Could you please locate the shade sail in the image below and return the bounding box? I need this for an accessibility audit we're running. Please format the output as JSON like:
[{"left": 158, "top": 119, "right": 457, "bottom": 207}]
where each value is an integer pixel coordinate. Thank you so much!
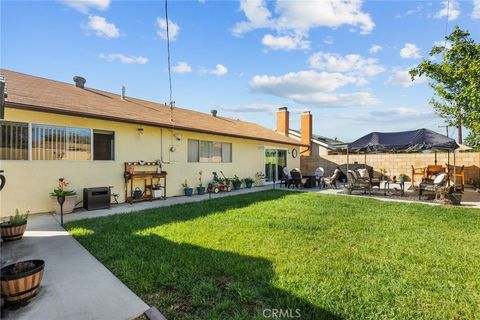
[{"left": 348, "top": 128, "right": 459, "bottom": 152}]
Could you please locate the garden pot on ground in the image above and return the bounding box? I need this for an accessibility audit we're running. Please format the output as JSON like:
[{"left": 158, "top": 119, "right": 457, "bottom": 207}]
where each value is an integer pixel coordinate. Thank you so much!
[
  {"left": 50, "top": 195, "right": 77, "bottom": 214},
  {"left": 1, "top": 260, "right": 45, "bottom": 304},
  {"left": 245, "top": 182, "right": 253, "bottom": 188},
  {"left": 196, "top": 187, "right": 206, "bottom": 195},
  {"left": 449, "top": 193, "right": 462, "bottom": 205},
  {"left": 184, "top": 188, "right": 193, "bottom": 196},
  {"left": 1, "top": 222, "right": 27, "bottom": 242},
  {"left": 233, "top": 182, "right": 242, "bottom": 190}
]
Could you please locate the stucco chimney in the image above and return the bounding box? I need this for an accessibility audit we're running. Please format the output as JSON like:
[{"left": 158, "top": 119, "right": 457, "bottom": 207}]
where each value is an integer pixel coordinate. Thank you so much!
[
  {"left": 301, "top": 111, "right": 312, "bottom": 156},
  {"left": 276, "top": 107, "right": 289, "bottom": 136}
]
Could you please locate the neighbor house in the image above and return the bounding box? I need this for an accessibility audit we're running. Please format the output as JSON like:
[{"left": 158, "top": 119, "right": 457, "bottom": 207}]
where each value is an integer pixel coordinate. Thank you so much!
[
  {"left": 0, "top": 69, "right": 307, "bottom": 216},
  {"left": 288, "top": 129, "right": 345, "bottom": 156}
]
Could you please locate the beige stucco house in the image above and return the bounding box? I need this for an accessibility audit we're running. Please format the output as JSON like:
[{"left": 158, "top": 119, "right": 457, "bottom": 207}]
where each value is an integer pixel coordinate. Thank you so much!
[{"left": 0, "top": 69, "right": 308, "bottom": 216}]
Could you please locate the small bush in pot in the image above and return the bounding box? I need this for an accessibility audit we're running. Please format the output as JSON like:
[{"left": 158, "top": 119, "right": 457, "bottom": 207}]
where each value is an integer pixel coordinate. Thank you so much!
[
  {"left": 1, "top": 209, "right": 29, "bottom": 242},
  {"left": 50, "top": 178, "right": 77, "bottom": 214},
  {"left": 232, "top": 175, "right": 242, "bottom": 190},
  {"left": 197, "top": 171, "right": 206, "bottom": 195},
  {"left": 244, "top": 177, "right": 254, "bottom": 188},
  {"left": 1, "top": 259, "right": 45, "bottom": 304},
  {"left": 182, "top": 179, "right": 193, "bottom": 196}
]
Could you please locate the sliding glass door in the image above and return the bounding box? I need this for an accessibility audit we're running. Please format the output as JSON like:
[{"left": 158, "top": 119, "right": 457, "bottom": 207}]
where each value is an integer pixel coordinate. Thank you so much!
[{"left": 265, "top": 149, "right": 287, "bottom": 182}]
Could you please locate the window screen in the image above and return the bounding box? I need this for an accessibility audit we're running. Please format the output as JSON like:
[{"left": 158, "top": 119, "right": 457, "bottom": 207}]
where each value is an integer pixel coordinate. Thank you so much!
[
  {"left": 93, "top": 130, "right": 115, "bottom": 160},
  {"left": 188, "top": 139, "right": 232, "bottom": 163},
  {"left": 0, "top": 121, "right": 29, "bottom": 160}
]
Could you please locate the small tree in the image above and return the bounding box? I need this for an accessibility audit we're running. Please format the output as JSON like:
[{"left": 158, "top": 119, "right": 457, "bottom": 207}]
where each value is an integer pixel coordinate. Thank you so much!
[{"left": 410, "top": 26, "right": 480, "bottom": 144}]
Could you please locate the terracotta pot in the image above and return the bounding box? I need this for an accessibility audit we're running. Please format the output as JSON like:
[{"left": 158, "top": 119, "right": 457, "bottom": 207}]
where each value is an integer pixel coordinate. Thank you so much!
[
  {"left": 1, "top": 222, "right": 27, "bottom": 242},
  {"left": 1, "top": 260, "right": 45, "bottom": 304},
  {"left": 50, "top": 195, "right": 77, "bottom": 214}
]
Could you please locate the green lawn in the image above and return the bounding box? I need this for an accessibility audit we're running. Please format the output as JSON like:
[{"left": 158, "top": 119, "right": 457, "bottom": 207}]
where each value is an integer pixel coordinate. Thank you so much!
[{"left": 66, "top": 190, "right": 480, "bottom": 319}]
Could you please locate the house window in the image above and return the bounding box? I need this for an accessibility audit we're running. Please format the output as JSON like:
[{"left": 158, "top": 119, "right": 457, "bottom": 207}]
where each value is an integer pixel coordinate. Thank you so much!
[
  {"left": 0, "top": 120, "right": 29, "bottom": 160},
  {"left": 188, "top": 139, "right": 232, "bottom": 163},
  {"left": 32, "top": 124, "right": 91, "bottom": 160},
  {"left": 93, "top": 130, "right": 115, "bottom": 160}
]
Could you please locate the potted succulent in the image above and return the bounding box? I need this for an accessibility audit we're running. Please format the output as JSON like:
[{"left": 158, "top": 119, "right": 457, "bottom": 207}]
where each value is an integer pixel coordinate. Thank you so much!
[
  {"left": 232, "top": 175, "right": 242, "bottom": 190},
  {"left": 398, "top": 174, "right": 408, "bottom": 183},
  {"left": 244, "top": 177, "right": 254, "bottom": 188},
  {"left": 379, "top": 168, "right": 388, "bottom": 181},
  {"left": 1, "top": 259, "right": 45, "bottom": 304},
  {"left": 197, "top": 171, "right": 206, "bottom": 195},
  {"left": 1, "top": 209, "right": 29, "bottom": 242},
  {"left": 182, "top": 179, "right": 193, "bottom": 196},
  {"left": 50, "top": 178, "right": 77, "bottom": 214}
]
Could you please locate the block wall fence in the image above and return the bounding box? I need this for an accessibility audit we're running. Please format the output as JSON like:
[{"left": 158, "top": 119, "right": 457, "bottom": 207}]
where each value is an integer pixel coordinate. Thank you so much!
[{"left": 301, "top": 152, "right": 480, "bottom": 185}]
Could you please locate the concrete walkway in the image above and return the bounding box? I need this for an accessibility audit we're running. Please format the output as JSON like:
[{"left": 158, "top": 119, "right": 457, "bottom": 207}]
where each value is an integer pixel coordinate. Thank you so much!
[{"left": 1, "top": 214, "right": 149, "bottom": 320}]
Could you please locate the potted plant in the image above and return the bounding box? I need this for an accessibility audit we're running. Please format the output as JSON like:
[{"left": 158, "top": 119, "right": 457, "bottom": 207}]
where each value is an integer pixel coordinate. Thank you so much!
[
  {"left": 448, "top": 186, "right": 463, "bottom": 205},
  {"left": 182, "top": 179, "right": 193, "bottom": 196},
  {"left": 1, "top": 209, "right": 29, "bottom": 242},
  {"left": 1, "top": 259, "right": 45, "bottom": 304},
  {"left": 379, "top": 168, "right": 388, "bottom": 181},
  {"left": 196, "top": 171, "right": 206, "bottom": 195},
  {"left": 50, "top": 178, "right": 77, "bottom": 214},
  {"left": 398, "top": 174, "right": 408, "bottom": 183},
  {"left": 232, "top": 175, "right": 242, "bottom": 190},
  {"left": 244, "top": 177, "right": 254, "bottom": 188}
]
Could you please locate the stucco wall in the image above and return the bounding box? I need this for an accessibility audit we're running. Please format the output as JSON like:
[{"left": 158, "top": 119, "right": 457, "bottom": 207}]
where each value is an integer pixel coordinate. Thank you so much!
[
  {"left": 301, "top": 153, "right": 480, "bottom": 185},
  {"left": 0, "top": 109, "right": 300, "bottom": 216}
]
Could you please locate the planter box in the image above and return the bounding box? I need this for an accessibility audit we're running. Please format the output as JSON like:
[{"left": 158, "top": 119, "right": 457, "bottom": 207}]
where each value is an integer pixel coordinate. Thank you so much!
[
  {"left": 50, "top": 195, "right": 77, "bottom": 214},
  {"left": 1, "top": 222, "right": 27, "bottom": 242},
  {"left": 1, "top": 260, "right": 45, "bottom": 304}
]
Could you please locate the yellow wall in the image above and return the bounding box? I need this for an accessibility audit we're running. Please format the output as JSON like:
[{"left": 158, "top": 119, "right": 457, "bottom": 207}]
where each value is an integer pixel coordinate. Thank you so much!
[{"left": 0, "top": 109, "right": 300, "bottom": 216}]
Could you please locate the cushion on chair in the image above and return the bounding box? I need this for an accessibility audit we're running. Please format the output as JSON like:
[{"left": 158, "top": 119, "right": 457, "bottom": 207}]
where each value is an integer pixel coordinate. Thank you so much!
[
  {"left": 434, "top": 173, "right": 447, "bottom": 185},
  {"left": 357, "top": 169, "right": 369, "bottom": 179}
]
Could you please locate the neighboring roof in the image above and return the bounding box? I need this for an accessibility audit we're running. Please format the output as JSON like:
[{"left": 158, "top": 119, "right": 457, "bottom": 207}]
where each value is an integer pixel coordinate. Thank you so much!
[
  {"left": 289, "top": 129, "right": 344, "bottom": 150},
  {"left": 1, "top": 69, "right": 305, "bottom": 146},
  {"left": 348, "top": 128, "right": 459, "bottom": 152}
]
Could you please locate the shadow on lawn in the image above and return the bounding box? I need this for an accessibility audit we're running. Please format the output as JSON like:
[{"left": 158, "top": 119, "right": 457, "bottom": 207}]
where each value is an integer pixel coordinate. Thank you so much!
[
  {"left": 132, "top": 234, "right": 342, "bottom": 320},
  {"left": 70, "top": 191, "right": 342, "bottom": 319}
]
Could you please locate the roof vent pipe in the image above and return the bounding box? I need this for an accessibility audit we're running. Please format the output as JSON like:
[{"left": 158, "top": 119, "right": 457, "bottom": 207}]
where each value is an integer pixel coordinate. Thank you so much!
[
  {"left": 73, "top": 76, "right": 86, "bottom": 89},
  {"left": 121, "top": 86, "right": 126, "bottom": 100},
  {"left": 211, "top": 109, "right": 218, "bottom": 117}
]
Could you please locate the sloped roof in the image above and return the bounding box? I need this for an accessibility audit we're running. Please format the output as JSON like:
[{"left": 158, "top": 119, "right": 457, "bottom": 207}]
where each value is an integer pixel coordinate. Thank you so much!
[
  {"left": 289, "top": 129, "right": 344, "bottom": 149},
  {"left": 1, "top": 69, "right": 305, "bottom": 146}
]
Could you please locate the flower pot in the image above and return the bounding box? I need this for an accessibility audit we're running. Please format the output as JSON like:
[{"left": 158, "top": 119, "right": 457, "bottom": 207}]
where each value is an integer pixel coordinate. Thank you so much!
[
  {"left": 233, "top": 182, "right": 242, "bottom": 190},
  {"left": 245, "top": 182, "right": 253, "bottom": 188},
  {"left": 50, "top": 195, "right": 77, "bottom": 214},
  {"left": 196, "top": 187, "right": 206, "bottom": 195},
  {"left": 184, "top": 188, "right": 193, "bottom": 196},
  {"left": 449, "top": 193, "right": 462, "bottom": 205},
  {"left": 1, "top": 260, "right": 45, "bottom": 304},
  {"left": 1, "top": 222, "right": 27, "bottom": 242}
]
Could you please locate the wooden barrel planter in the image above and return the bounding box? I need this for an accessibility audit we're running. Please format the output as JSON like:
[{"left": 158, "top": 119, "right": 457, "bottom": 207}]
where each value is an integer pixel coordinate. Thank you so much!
[
  {"left": 1, "top": 260, "right": 45, "bottom": 304},
  {"left": 1, "top": 222, "right": 27, "bottom": 242}
]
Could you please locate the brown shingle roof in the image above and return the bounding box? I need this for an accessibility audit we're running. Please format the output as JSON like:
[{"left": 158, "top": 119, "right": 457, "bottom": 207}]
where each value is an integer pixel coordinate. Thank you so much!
[{"left": 1, "top": 69, "right": 305, "bottom": 146}]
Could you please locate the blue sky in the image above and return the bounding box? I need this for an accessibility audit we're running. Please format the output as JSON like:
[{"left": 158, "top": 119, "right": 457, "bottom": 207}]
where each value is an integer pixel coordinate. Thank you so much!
[{"left": 1, "top": 0, "right": 479, "bottom": 141}]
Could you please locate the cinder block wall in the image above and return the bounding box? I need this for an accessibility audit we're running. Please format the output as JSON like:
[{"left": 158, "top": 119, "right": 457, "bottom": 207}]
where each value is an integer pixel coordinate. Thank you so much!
[{"left": 301, "top": 152, "right": 480, "bottom": 185}]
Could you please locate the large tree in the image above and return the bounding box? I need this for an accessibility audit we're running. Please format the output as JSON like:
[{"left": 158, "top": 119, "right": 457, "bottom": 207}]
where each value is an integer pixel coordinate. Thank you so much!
[{"left": 410, "top": 26, "right": 480, "bottom": 145}]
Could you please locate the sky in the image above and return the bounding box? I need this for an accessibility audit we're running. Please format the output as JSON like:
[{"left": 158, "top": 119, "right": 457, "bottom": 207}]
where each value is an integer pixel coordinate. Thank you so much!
[{"left": 1, "top": 0, "right": 479, "bottom": 142}]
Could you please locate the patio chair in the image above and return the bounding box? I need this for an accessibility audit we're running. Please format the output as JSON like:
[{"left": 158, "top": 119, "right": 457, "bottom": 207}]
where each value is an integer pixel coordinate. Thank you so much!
[
  {"left": 419, "top": 173, "right": 449, "bottom": 200},
  {"left": 279, "top": 167, "right": 291, "bottom": 188},
  {"left": 446, "top": 164, "right": 465, "bottom": 191},
  {"left": 322, "top": 168, "right": 341, "bottom": 189},
  {"left": 347, "top": 170, "right": 372, "bottom": 194},
  {"left": 411, "top": 165, "right": 426, "bottom": 189},
  {"left": 314, "top": 167, "right": 324, "bottom": 188},
  {"left": 289, "top": 169, "right": 303, "bottom": 189}
]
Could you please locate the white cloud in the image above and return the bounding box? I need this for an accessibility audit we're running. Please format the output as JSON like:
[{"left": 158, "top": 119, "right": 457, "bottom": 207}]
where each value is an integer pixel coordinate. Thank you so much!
[
  {"left": 339, "top": 107, "right": 434, "bottom": 123},
  {"left": 384, "top": 67, "right": 427, "bottom": 87},
  {"left": 308, "top": 51, "right": 385, "bottom": 77},
  {"left": 323, "top": 36, "right": 334, "bottom": 45},
  {"left": 262, "top": 34, "right": 310, "bottom": 50},
  {"left": 201, "top": 64, "right": 229, "bottom": 76},
  {"left": 369, "top": 44, "right": 383, "bottom": 54},
  {"left": 232, "top": 0, "right": 374, "bottom": 50},
  {"left": 172, "top": 62, "right": 192, "bottom": 74},
  {"left": 156, "top": 17, "right": 180, "bottom": 41},
  {"left": 250, "top": 70, "right": 379, "bottom": 107},
  {"left": 62, "top": 0, "right": 110, "bottom": 13},
  {"left": 473, "top": 0, "right": 480, "bottom": 18},
  {"left": 395, "top": 4, "right": 423, "bottom": 18},
  {"left": 87, "top": 16, "right": 119, "bottom": 39},
  {"left": 221, "top": 103, "right": 277, "bottom": 113},
  {"left": 435, "top": 0, "right": 461, "bottom": 21},
  {"left": 400, "top": 43, "right": 421, "bottom": 59},
  {"left": 98, "top": 53, "right": 148, "bottom": 64}
]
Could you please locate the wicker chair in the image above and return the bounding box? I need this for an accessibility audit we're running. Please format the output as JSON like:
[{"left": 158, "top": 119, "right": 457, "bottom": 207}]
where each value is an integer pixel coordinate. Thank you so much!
[
  {"left": 279, "top": 167, "right": 291, "bottom": 188},
  {"left": 419, "top": 173, "right": 449, "bottom": 200},
  {"left": 322, "top": 168, "right": 341, "bottom": 189},
  {"left": 314, "top": 167, "right": 325, "bottom": 188},
  {"left": 347, "top": 170, "right": 372, "bottom": 194}
]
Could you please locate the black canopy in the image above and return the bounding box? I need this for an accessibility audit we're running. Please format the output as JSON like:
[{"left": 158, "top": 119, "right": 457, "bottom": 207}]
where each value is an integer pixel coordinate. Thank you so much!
[{"left": 348, "top": 128, "right": 459, "bottom": 153}]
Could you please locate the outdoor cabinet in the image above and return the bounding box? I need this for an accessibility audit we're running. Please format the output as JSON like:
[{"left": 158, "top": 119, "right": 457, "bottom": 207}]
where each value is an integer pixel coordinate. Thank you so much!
[{"left": 83, "top": 187, "right": 110, "bottom": 210}]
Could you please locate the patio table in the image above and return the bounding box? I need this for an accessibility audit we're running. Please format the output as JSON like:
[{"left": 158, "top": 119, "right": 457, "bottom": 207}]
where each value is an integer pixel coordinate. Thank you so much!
[
  {"left": 303, "top": 175, "right": 317, "bottom": 188},
  {"left": 384, "top": 181, "right": 405, "bottom": 196}
]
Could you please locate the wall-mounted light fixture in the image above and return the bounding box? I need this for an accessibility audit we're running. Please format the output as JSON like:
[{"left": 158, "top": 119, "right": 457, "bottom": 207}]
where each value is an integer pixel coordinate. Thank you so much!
[
  {"left": 137, "top": 128, "right": 144, "bottom": 136},
  {"left": 174, "top": 134, "right": 182, "bottom": 141}
]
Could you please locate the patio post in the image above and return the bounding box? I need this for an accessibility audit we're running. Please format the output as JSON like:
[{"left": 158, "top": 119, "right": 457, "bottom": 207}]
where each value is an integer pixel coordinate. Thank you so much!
[
  {"left": 447, "top": 151, "right": 450, "bottom": 186},
  {"left": 454, "top": 150, "right": 457, "bottom": 189},
  {"left": 346, "top": 147, "right": 349, "bottom": 182}
]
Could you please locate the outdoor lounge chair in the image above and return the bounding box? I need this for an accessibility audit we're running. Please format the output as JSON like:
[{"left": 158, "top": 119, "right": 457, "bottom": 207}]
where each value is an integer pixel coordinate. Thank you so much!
[
  {"left": 279, "top": 167, "right": 291, "bottom": 188},
  {"left": 314, "top": 167, "right": 325, "bottom": 188},
  {"left": 347, "top": 170, "right": 372, "bottom": 194},
  {"left": 322, "top": 168, "right": 341, "bottom": 189},
  {"left": 418, "top": 173, "right": 449, "bottom": 200}
]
